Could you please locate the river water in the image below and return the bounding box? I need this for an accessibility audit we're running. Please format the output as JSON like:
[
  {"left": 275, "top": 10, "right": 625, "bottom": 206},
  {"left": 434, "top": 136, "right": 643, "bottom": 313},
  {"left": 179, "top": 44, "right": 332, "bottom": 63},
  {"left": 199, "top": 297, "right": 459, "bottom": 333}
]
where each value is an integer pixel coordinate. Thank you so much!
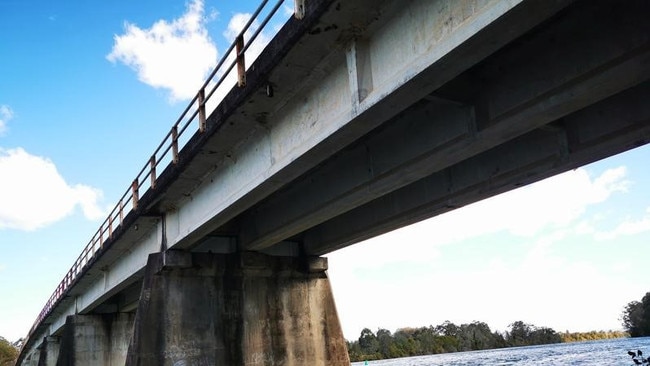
[{"left": 351, "top": 337, "right": 650, "bottom": 365}]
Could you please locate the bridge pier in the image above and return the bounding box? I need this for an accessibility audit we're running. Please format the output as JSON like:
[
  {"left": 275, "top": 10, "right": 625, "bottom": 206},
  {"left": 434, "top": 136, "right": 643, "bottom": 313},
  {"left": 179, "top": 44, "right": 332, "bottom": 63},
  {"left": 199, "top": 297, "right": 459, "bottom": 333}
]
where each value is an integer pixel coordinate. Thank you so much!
[
  {"left": 126, "top": 251, "right": 349, "bottom": 366},
  {"left": 55, "top": 313, "right": 135, "bottom": 366},
  {"left": 23, "top": 349, "right": 41, "bottom": 366},
  {"left": 37, "top": 337, "right": 60, "bottom": 366}
]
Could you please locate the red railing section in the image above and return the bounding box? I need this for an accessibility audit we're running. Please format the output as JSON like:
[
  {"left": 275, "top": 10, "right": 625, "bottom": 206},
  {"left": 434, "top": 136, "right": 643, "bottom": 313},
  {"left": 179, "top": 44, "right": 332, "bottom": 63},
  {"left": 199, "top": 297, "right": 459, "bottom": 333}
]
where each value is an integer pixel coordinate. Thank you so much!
[{"left": 26, "top": 0, "right": 292, "bottom": 342}]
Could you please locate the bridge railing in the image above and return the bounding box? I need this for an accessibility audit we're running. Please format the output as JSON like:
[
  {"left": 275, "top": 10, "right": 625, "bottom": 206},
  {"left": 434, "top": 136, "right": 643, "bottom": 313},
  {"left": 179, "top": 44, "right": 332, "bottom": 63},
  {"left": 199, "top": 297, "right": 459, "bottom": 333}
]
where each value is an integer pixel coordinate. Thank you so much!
[{"left": 26, "top": 0, "right": 296, "bottom": 343}]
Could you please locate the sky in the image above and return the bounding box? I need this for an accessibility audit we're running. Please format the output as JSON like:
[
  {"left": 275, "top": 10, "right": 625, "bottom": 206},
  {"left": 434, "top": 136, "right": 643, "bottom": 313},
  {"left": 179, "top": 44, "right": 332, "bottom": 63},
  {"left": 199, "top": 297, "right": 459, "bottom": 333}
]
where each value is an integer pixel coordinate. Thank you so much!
[{"left": 1, "top": 0, "right": 649, "bottom": 344}]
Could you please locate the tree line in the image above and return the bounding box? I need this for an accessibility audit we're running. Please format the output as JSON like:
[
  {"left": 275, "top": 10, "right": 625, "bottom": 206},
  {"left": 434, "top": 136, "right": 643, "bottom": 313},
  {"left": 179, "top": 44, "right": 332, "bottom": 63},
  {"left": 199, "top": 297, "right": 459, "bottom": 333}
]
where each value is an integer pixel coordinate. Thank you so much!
[
  {"left": 347, "top": 320, "right": 624, "bottom": 362},
  {"left": 0, "top": 337, "right": 18, "bottom": 366},
  {"left": 560, "top": 330, "right": 626, "bottom": 343},
  {"left": 621, "top": 292, "right": 650, "bottom": 337}
]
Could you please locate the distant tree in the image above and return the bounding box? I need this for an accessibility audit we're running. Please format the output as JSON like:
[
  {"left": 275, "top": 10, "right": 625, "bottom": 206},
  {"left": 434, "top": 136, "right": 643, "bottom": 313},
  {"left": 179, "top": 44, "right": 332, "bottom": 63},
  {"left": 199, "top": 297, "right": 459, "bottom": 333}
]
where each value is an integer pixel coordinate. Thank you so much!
[
  {"left": 561, "top": 330, "right": 627, "bottom": 342},
  {"left": 641, "top": 293, "right": 650, "bottom": 335},
  {"left": 376, "top": 328, "right": 392, "bottom": 358},
  {"left": 529, "top": 327, "right": 562, "bottom": 344},
  {"left": 346, "top": 320, "right": 561, "bottom": 362},
  {"left": 461, "top": 321, "right": 494, "bottom": 351},
  {"left": 506, "top": 321, "right": 532, "bottom": 346},
  {"left": 491, "top": 331, "right": 508, "bottom": 348},
  {"left": 346, "top": 340, "right": 363, "bottom": 361},
  {"left": 0, "top": 336, "right": 18, "bottom": 366},
  {"left": 622, "top": 300, "right": 645, "bottom": 336},
  {"left": 393, "top": 328, "right": 420, "bottom": 357},
  {"left": 505, "top": 321, "right": 561, "bottom": 347},
  {"left": 358, "top": 328, "right": 379, "bottom": 358},
  {"left": 435, "top": 320, "right": 459, "bottom": 338},
  {"left": 413, "top": 326, "right": 438, "bottom": 354}
]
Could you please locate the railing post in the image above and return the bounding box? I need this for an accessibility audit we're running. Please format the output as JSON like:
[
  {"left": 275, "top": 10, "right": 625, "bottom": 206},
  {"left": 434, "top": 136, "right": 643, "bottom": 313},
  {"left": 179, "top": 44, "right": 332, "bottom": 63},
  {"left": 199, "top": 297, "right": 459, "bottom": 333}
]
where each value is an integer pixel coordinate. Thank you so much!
[
  {"left": 150, "top": 155, "right": 157, "bottom": 189},
  {"left": 294, "top": 0, "right": 305, "bottom": 19},
  {"left": 132, "top": 179, "right": 139, "bottom": 210},
  {"left": 108, "top": 215, "right": 113, "bottom": 239},
  {"left": 119, "top": 199, "right": 124, "bottom": 224},
  {"left": 236, "top": 35, "right": 246, "bottom": 87},
  {"left": 172, "top": 126, "right": 179, "bottom": 164},
  {"left": 198, "top": 89, "right": 207, "bottom": 133}
]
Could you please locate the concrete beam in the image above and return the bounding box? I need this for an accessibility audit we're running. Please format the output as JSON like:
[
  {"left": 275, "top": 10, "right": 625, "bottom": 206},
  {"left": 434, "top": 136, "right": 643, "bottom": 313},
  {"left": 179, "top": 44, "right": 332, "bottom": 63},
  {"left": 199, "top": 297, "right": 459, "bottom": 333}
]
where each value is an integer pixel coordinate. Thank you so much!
[
  {"left": 237, "top": 0, "right": 650, "bottom": 251},
  {"left": 163, "top": 0, "right": 573, "bottom": 253},
  {"left": 303, "top": 81, "right": 650, "bottom": 254}
]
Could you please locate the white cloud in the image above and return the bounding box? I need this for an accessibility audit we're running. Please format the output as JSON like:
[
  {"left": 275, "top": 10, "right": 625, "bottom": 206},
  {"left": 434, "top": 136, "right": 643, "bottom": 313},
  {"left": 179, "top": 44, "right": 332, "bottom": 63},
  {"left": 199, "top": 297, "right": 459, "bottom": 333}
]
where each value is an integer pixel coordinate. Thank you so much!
[
  {"left": 413, "top": 167, "right": 629, "bottom": 244},
  {"left": 330, "top": 230, "right": 637, "bottom": 339},
  {"left": 223, "top": 13, "right": 250, "bottom": 42},
  {"left": 328, "top": 167, "right": 630, "bottom": 273},
  {"left": 0, "top": 148, "right": 105, "bottom": 231},
  {"left": 595, "top": 207, "right": 650, "bottom": 241},
  {"left": 107, "top": 0, "right": 218, "bottom": 102},
  {"left": 0, "top": 105, "right": 13, "bottom": 135},
  {"left": 106, "top": 3, "right": 279, "bottom": 114},
  {"left": 328, "top": 166, "right": 632, "bottom": 339},
  {"left": 223, "top": 12, "right": 271, "bottom": 62}
]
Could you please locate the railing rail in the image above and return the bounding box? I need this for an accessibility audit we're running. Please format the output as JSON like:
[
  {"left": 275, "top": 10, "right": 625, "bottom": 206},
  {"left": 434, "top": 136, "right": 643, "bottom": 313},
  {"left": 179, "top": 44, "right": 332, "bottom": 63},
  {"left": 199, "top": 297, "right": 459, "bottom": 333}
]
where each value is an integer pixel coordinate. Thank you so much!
[{"left": 24, "top": 0, "right": 293, "bottom": 344}]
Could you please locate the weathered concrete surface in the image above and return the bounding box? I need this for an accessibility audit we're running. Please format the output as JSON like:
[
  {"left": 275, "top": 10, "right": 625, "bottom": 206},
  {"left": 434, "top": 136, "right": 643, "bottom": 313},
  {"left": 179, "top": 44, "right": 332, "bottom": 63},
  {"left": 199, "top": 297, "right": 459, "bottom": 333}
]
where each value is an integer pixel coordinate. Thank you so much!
[
  {"left": 126, "top": 251, "right": 349, "bottom": 366},
  {"left": 37, "top": 337, "right": 60, "bottom": 366},
  {"left": 22, "top": 350, "right": 40, "bottom": 366},
  {"left": 55, "top": 313, "right": 134, "bottom": 366}
]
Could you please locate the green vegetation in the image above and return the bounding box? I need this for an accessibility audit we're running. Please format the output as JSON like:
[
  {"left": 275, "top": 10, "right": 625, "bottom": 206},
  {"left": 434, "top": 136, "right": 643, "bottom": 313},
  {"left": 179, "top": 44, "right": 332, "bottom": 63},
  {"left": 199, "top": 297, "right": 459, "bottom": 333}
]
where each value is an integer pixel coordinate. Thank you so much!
[
  {"left": 347, "top": 320, "right": 565, "bottom": 362},
  {"left": 560, "top": 330, "right": 627, "bottom": 343},
  {"left": 621, "top": 292, "right": 650, "bottom": 337},
  {"left": 0, "top": 336, "right": 18, "bottom": 366},
  {"left": 347, "top": 320, "right": 627, "bottom": 362}
]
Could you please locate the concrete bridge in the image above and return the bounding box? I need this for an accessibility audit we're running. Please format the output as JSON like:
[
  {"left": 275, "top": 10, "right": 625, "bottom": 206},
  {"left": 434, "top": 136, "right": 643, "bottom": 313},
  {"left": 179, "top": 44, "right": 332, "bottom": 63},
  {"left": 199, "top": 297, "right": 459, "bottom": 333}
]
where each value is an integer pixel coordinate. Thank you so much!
[{"left": 17, "top": 0, "right": 650, "bottom": 364}]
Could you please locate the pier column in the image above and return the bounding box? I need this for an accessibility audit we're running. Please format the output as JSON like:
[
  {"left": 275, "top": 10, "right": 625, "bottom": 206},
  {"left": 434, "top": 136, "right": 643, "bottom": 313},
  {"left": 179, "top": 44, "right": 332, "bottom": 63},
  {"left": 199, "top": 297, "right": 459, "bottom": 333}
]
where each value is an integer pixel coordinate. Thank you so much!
[
  {"left": 126, "top": 251, "right": 350, "bottom": 366},
  {"left": 55, "top": 313, "right": 135, "bottom": 366},
  {"left": 37, "top": 336, "right": 60, "bottom": 366},
  {"left": 23, "top": 349, "right": 41, "bottom": 366}
]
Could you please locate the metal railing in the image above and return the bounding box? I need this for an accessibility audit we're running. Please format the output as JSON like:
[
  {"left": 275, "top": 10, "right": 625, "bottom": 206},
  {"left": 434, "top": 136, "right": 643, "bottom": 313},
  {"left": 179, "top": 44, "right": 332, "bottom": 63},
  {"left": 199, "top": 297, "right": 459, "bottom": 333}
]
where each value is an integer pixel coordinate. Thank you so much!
[{"left": 25, "top": 0, "right": 294, "bottom": 342}]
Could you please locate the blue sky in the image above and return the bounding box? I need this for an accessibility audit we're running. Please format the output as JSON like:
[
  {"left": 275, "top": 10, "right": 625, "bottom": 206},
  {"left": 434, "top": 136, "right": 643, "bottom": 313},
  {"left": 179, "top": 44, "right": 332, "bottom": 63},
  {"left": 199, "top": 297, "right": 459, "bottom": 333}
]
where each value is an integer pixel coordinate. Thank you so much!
[{"left": 1, "top": 0, "right": 649, "bottom": 343}]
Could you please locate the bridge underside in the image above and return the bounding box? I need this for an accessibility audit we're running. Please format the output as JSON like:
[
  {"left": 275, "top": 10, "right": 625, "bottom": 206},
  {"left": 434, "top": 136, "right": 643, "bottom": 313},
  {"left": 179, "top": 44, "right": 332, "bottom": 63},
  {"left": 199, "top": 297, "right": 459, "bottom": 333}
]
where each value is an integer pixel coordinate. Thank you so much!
[
  {"left": 216, "top": 0, "right": 650, "bottom": 255},
  {"left": 19, "top": 0, "right": 650, "bottom": 364}
]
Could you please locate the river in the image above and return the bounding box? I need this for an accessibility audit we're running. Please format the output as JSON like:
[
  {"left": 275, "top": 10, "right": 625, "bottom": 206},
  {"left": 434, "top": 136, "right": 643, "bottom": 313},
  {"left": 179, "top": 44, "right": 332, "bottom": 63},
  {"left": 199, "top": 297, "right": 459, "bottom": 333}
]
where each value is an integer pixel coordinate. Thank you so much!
[{"left": 351, "top": 337, "right": 650, "bottom": 365}]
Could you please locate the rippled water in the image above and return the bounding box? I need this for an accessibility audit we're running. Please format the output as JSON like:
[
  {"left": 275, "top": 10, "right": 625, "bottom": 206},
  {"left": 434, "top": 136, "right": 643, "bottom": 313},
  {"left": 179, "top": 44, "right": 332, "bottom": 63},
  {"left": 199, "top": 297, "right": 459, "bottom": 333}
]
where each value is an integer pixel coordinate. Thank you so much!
[{"left": 351, "top": 337, "right": 650, "bottom": 365}]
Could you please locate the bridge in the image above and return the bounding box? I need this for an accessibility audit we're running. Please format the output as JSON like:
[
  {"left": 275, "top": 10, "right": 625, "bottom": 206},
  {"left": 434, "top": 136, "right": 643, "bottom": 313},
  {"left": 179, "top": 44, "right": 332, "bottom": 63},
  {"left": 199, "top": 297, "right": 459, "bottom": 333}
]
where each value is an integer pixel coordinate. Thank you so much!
[{"left": 17, "top": 0, "right": 650, "bottom": 364}]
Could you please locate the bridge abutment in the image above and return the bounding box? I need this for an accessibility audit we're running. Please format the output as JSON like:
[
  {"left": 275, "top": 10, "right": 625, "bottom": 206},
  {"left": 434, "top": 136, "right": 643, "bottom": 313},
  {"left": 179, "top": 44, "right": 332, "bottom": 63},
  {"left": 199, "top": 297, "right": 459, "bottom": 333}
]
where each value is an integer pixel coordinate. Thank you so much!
[
  {"left": 126, "top": 251, "right": 349, "bottom": 366},
  {"left": 55, "top": 313, "right": 135, "bottom": 366}
]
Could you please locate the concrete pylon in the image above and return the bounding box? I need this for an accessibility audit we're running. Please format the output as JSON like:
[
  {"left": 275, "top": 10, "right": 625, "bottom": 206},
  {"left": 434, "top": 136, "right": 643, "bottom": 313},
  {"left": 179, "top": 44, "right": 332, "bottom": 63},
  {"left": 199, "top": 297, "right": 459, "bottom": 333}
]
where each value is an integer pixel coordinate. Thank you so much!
[
  {"left": 55, "top": 313, "right": 135, "bottom": 366},
  {"left": 126, "top": 251, "right": 350, "bottom": 365},
  {"left": 37, "top": 336, "right": 60, "bottom": 366},
  {"left": 23, "top": 349, "right": 41, "bottom": 366}
]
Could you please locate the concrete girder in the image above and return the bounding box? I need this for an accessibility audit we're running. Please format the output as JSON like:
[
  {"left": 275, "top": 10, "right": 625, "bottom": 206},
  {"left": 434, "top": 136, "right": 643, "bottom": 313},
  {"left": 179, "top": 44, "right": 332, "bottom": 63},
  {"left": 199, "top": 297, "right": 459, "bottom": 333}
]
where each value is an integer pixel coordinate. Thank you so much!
[
  {"left": 162, "top": 0, "right": 573, "bottom": 252},
  {"left": 303, "top": 81, "right": 650, "bottom": 254},
  {"left": 237, "top": 0, "right": 650, "bottom": 251}
]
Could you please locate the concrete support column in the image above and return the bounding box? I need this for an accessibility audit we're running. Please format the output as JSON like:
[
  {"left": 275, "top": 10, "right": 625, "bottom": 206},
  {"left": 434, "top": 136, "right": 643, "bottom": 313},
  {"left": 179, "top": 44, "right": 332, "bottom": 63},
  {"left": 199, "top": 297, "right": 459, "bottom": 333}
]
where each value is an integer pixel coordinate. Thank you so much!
[
  {"left": 55, "top": 313, "right": 135, "bottom": 366},
  {"left": 126, "top": 251, "right": 350, "bottom": 366},
  {"left": 23, "top": 349, "right": 41, "bottom": 366},
  {"left": 37, "top": 336, "right": 60, "bottom": 366}
]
